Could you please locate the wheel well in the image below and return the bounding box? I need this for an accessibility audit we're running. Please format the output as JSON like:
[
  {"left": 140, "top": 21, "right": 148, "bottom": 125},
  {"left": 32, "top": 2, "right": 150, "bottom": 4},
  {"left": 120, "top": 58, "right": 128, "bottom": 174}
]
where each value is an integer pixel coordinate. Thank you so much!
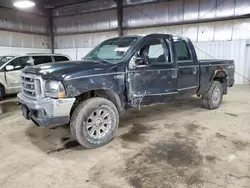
[
  {"left": 213, "top": 70, "right": 228, "bottom": 95},
  {"left": 0, "top": 83, "right": 5, "bottom": 92},
  {"left": 70, "top": 89, "right": 122, "bottom": 116},
  {"left": 213, "top": 71, "right": 227, "bottom": 83}
]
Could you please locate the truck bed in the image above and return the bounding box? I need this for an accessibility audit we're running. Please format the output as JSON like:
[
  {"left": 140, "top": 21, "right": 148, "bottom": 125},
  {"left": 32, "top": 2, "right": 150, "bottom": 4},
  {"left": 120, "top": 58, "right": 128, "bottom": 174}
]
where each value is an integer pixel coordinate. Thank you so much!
[{"left": 198, "top": 59, "right": 235, "bottom": 95}]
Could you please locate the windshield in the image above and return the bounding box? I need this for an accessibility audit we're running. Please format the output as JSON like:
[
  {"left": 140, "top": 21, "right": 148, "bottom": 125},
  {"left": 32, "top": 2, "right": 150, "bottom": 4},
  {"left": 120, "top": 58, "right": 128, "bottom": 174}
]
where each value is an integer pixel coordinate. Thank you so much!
[
  {"left": 84, "top": 36, "right": 139, "bottom": 63},
  {"left": 0, "top": 56, "right": 15, "bottom": 67}
]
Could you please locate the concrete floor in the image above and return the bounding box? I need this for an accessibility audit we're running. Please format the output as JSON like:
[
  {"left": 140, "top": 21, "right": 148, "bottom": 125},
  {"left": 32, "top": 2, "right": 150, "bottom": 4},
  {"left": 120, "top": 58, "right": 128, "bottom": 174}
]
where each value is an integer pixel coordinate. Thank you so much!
[{"left": 0, "top": 85, "right": 249, "bottom": 188}]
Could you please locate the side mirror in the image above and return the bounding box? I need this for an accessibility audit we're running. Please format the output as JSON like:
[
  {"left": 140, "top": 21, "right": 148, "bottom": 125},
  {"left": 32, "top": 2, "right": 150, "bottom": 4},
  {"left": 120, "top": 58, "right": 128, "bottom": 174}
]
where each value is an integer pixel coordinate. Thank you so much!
[
  {"left": 26, "top": 61, "right": 33, "bottom": 66},
  {"left": 129, "top": 56, "right": 148, "bottom": 69},
  {"left": 135, "top": 57, "right": 144, "bottom": 66},
  {"left": 5, "top": 65, "right": 14, "bottom": 71}
]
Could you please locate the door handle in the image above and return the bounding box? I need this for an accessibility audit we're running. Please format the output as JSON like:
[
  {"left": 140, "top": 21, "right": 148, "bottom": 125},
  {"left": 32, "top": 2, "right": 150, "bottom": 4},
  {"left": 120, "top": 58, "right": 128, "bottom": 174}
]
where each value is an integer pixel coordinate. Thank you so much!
[
  {"left": 193, "top": 67, "right": 197, "bottom": 75},
  {"left": 171, "top": 68, "right": 178, "bottom": 78}
]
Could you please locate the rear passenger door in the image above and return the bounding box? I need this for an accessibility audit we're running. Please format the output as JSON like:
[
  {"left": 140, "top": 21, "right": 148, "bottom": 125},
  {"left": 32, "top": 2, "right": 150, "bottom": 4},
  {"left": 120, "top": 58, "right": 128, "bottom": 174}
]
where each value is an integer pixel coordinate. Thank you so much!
[
  {"left": 32, "top": 56, "right": 52, "bottom": 66},
  {"left": 174, "top": 39, "right": 199, "bottom": 96}
]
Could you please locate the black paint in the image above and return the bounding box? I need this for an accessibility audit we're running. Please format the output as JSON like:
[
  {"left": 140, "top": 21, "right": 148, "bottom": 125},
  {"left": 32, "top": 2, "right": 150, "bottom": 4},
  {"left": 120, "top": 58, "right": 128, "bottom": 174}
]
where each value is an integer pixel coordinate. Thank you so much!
[{"left": 22, "top": 34, "right": 235, "bottom": 115}]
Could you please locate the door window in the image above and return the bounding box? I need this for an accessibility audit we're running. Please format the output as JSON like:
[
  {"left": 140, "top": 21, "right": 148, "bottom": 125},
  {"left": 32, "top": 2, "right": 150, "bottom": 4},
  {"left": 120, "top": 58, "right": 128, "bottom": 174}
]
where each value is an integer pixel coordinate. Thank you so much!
[
  {"left": 54, "top": 56, "right": 70, "bottom": 62},
  {"left": 137, "top": 38, "right": 170, "bottom": 65},
  {"left": 6, "top": 56, "right": 30, "bottom": 71},
  {"left": 32, "top": 56, "right": 52, "bottom": 65},
  {"left": 174, "top": 40, "right": 191, "bottom": 61}
]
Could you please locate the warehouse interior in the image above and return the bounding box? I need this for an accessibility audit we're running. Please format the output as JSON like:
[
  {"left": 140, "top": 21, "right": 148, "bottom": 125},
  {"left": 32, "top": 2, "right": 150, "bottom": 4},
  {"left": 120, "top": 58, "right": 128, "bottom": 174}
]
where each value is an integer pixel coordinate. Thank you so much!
[
  {"left": 0, "top": 0, "right": 250, "bottom": 188},
  {"left": 0, "top": 0, "right": 250, "bottom": 83}
]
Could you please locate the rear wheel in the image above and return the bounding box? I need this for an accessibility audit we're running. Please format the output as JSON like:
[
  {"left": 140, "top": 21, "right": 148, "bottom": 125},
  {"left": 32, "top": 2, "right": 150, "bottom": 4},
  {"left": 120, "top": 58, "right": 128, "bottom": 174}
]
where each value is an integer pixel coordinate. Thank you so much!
[
  {"left": 202, "top": 81, "right": 223, "bottom": 109},
  {"left": 70, "top": 97, "right": 119, "bottom": 149}
]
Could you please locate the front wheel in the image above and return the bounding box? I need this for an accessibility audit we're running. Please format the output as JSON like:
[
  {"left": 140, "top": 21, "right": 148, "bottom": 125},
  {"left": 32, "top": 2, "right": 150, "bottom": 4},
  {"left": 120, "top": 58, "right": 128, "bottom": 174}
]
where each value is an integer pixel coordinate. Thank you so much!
[
  {"left": 202, "top": 81, "right": 223, "bottom": 109},
  {"left": 70, "top": 97, "right": 119, "bottom": 149}
]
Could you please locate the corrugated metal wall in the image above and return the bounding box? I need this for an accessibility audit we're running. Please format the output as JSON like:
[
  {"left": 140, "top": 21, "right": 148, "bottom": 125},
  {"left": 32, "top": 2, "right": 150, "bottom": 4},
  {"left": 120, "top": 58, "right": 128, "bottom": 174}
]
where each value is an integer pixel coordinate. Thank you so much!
[
  {"left": 53, "top": 0, "right": 250, "bottom": 84},
  {"left": 0, "top": 7, "right": 48, "bottom": 35},
  {"left": 54, "top": 0, "right": 250, "bottom": 47},
  {"left": 0, "top": 46, "right": 51, "bottom": 56},
  {"left": 194, "top": 40, "right": 249, "bottom": 84},
  {"left": 123, "top": 18, "right": 250, "bottom": 42},
  {"left": 55, "top": 31, "right": 118, "bottom": 49},
  {"left": 0, "top": 30, "right": 50, "bottom": 48},
  {"left": 122, "top": 0, "right": 250, "bottom": 28},
  {"left": 0, "top": 7, "right": 50, "bottom": 50},
  {"left": 55, "top": 48, "right": 93, "bottom": 60}
]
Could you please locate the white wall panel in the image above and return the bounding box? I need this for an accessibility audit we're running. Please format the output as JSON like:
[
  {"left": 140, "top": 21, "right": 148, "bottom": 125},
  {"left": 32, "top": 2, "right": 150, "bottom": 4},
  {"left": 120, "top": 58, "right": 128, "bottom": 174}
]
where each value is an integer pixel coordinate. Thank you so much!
[
  {"left": 169, "top": 0, "right": 184, "bottom": 23},
  {"left": 53, "top": 0, "right": 116, "bottom": 17},
  {"left": 123, "top": 5, "right": 143, "bottom": 27},
  {"left": 197, "top": 23, "right": 215, "bottom": 41},
  {"left": 199, "top": 0, "right": 217, "bottom": 19},
  {"left": 0, "top": 30, "right": 50, "bottom": 48},
  {"left": 244, "top": 43, "right": 250, "bottom": 84},
  {"left": 232, "top": 19, "right": 250, "bottom": 40},
  {"left": 194, "top": 40, "right": 248, "bottom": 84},
  {"left": 0, "top": 46, "right": 50, "bottom": 56},
  {"left": 154, "top": 2, "right": 169, "bottom": 24},
  {"left": 55, "top": 31, "right": 118, "bottom": 49},
  {"left": 181, "top": 24, "right": 198, "bottom": 41},
  {"left": 0, "top": 7, "right": 48, "bottom": 34},
  {"left": 55, "top": 48, "right": 93, "bottom": 60},
  {"left": 183, "top": 0, "right": 199, "bottom": 21},
  {"left": 124, "top": 18, "right": 250, "bottom": 43},
  {"left": 235, "top": 0, "right": 250, "bottom": 16},
  {"left": 214, "top": 20, "right": 233, "bottom": 41},
  {"left": 216, "top": 0, "right": 235, "bottom": 18},
  {"left": 142, "top": 4, "right": 156, "bottom": 26},
  {"left": 54, "top": 9, "right": 117, "bottom": 35}
]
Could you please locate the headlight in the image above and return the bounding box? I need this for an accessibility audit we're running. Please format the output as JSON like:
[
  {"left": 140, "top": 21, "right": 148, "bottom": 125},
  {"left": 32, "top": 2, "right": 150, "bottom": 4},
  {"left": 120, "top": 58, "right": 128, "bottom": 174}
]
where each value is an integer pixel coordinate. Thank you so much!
[{"left": 44, "top": 81, "right": 65, "bottom": 98}]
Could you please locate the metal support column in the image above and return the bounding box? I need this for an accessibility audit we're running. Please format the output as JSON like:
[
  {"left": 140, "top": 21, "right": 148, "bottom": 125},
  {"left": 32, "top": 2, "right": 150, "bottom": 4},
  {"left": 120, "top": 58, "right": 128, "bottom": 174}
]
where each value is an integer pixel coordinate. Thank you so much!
[
  {"left": 49, "top": 9, "right": 54, "bottom": 53},
  {"left": 116, "top": 0, "right": 123, "bottom": 36}
]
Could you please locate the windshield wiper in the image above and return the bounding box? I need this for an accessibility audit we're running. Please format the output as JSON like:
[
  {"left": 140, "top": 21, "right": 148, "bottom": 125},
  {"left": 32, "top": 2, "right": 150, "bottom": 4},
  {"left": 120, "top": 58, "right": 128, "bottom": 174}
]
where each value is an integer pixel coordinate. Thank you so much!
[{"left": 91, "top": 57, "right": 110, "bottom": 65}]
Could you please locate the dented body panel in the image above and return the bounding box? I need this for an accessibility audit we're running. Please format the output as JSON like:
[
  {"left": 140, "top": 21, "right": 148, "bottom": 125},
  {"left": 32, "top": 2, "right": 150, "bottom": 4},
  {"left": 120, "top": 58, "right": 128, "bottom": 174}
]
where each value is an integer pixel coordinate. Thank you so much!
[{"left": 197, "top": 60, "right": 235, "bottom": 95}]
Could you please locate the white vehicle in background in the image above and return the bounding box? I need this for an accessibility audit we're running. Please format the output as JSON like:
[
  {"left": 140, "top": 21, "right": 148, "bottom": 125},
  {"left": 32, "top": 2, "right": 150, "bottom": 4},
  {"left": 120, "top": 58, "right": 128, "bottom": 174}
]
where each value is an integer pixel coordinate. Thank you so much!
[{"left": 0, "top": 53, "right": 71, "bottom": 99}]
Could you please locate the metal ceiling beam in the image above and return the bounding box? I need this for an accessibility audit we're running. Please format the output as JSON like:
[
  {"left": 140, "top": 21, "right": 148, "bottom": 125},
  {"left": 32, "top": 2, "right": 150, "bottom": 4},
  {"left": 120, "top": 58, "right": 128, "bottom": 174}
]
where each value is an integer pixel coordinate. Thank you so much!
[{"left": 52, "top": 0, "right": 95, "bottom": 9}]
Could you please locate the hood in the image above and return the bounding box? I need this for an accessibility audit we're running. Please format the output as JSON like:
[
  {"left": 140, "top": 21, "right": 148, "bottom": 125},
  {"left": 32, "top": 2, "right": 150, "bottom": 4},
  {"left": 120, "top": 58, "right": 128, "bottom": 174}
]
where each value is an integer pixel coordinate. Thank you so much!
[{"left": 22, "top": 60, "right": 117, "bottom": 81}]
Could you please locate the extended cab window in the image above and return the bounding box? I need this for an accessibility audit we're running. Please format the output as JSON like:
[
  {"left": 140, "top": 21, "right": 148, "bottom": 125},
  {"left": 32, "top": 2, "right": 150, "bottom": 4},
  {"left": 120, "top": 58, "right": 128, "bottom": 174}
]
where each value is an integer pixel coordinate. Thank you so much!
[
  {"left": 7, "top": 56, "right": 30, "bottom": 71},
  {"left": 174, "top": 40, "right": 191, "bottom": 61},
  {"left": 54, "top": 56, "right": 69, "bottom": 62},
  {"left": 32, "top": 56, "right": 52, "bottom": 65}
]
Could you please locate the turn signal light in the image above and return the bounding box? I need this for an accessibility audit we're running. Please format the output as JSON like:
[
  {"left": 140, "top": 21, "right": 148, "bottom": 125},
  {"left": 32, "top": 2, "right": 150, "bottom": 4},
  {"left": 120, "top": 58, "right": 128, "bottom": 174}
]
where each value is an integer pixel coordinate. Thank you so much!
[{"left": 58, "top": 92, "right": 65, "bottom": 98}]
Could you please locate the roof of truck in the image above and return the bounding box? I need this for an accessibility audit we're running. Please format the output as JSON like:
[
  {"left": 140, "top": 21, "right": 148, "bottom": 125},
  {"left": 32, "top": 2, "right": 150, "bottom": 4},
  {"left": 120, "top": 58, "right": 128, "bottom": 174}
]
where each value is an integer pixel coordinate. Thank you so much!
[{"left": 25, "top": 53, "right": 66, "bottom": 56}]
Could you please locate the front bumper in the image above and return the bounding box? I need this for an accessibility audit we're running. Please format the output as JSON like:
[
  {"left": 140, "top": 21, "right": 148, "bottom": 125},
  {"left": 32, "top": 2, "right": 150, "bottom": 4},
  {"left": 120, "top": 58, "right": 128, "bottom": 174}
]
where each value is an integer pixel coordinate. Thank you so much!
[{"left": 17, "top": 93, "right": 75, "bottom": 127}]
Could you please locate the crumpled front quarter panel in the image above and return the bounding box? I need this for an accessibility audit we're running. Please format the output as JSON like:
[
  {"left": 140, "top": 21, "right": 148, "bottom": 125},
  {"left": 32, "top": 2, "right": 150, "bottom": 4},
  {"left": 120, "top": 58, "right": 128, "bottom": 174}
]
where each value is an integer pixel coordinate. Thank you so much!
[{"left": 63, "top": 73, "right": 126, "bottom": 98}]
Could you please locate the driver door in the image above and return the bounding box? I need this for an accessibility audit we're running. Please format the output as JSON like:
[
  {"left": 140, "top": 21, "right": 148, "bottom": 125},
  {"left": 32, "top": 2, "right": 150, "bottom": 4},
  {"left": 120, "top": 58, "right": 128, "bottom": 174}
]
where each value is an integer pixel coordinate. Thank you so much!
[
  {"left": 5, "top": 56, "right": 31, "bottom": 92},
  {"left": 127, "top": 35, "right": 178, "bottom": 106}
]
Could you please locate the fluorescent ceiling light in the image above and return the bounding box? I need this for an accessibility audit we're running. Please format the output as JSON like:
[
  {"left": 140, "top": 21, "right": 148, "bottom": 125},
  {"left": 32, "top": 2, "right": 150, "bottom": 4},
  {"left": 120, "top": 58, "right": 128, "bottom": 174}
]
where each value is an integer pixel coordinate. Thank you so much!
[{"left": 14, "top": 1, "right": 35, "bottom": 9}]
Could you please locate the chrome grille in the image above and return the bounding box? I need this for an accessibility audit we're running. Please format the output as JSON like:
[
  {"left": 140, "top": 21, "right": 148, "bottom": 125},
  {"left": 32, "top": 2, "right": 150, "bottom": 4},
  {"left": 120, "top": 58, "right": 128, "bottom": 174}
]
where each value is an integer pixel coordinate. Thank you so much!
[{"left": 21, "top": 73, "right": 43, "bottom": 99}]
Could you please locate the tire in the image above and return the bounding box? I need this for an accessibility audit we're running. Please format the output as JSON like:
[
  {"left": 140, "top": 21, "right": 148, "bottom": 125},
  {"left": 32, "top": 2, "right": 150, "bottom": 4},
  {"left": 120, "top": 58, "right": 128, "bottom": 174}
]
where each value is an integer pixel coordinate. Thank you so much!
[
  {"left": 202, "top": 81, "right": 223, "bottom": 110},
  {"left": 70, "top": 97, "right": 119, "bottom": 149},
  {"left": 0, "top": 86, "right": 5, "bottom": 101}
]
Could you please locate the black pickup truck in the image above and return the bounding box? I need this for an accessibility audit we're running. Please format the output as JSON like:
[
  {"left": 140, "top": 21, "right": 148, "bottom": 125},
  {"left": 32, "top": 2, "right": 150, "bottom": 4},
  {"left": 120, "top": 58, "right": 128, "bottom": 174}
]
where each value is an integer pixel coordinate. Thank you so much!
[{"left": 18, "top": 34, "right": 235, "bottom": 148}]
